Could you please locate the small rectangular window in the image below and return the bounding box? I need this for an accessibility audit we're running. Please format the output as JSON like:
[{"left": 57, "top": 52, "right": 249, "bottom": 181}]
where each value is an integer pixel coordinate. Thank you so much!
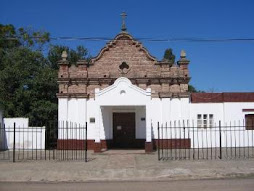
[
  {"left": 197, "top": 114, "right": 202, "bottom": 128},
  {"left": 209, "top": 114, "right": 214, "bottom": 127},
  {"left": 90, "top": 118, "right": 95, "bottom": 123},
  {"left": 245, "top": 114, "right": 254, "bottom": 130},
  {"left": 197, "top": 114, "right": 214, "bottom": 128}
]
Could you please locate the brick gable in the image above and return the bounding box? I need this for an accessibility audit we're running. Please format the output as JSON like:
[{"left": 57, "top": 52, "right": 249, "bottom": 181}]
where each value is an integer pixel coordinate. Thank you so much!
[{"left": 57, "top": 32, "right": 190, "bottom": 99}]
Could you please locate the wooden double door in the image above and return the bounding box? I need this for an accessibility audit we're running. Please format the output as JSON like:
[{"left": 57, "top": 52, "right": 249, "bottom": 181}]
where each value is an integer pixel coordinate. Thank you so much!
[{"left": 113, "top": 113, "right": 136, "bottom": 148}]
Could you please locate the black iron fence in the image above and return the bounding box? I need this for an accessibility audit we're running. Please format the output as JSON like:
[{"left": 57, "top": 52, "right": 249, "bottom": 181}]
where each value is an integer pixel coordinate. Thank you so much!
[
  {"left": 157, "top": 121, "right": 254, "bottom": 160},
  {"left": 0, "top": 121, "right": 88, "bottom": 162}
]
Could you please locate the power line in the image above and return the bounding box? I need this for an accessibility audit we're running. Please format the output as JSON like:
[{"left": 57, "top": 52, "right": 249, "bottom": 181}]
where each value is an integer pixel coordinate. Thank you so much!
[{"left": 2, "top": 36, "right": 254, "bottom": 43}]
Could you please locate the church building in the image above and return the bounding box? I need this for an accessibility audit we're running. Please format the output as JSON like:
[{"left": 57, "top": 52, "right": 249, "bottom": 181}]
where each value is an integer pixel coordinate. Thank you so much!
[{"left": 57, "top": 14, "right": 254, "bottom": 153}]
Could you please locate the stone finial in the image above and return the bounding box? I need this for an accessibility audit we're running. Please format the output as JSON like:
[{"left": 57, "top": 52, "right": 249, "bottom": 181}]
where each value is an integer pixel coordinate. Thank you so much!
[
  {"left": 61, "top": 51, "right": 68, "bottom": 61},
  {"left": 180, "top": 50, "right": 186, "bottom": 58}
]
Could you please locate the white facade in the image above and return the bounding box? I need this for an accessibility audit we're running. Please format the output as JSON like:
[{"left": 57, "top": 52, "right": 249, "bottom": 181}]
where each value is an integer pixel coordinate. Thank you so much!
[{"left": 58, "top": 77, "right": 254, "bottom": 150}]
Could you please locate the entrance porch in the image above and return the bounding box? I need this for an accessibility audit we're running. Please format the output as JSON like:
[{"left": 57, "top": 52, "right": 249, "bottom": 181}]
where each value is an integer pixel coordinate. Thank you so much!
[{"left": 93, "top": 77, "right": 153, "bottom": 153}]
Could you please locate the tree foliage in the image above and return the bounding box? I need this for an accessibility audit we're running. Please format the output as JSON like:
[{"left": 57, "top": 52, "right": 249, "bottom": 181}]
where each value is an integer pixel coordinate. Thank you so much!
[
  {"left": 0, "top": 24, "right": 89, "bottom": 124},
  {"left": 163, "top": 48, "right": 175, "bottom": 63},
  {"left": 48, "top": 45, "right": 88, "bottom": 69}
]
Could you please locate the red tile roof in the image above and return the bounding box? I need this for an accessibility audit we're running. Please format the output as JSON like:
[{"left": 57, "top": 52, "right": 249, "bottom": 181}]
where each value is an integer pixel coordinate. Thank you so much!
[{"left": 191, "top": 93, "right": 254, "bottom": 103}]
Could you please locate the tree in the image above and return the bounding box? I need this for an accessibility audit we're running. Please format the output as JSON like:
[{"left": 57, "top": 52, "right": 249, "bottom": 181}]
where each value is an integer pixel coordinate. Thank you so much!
[
  {"left": 188, "top": 84, "right": 205, "bottom": 93},
  {"left": 0, "top": 24, "right": 89, "bottom": 124},
  {"left": 48, "top": 45, "right": 88, "bottom": 69},
  {"left": 162, "top": 48, "right": 204, "bottom": 93},
  {"left": 188, "top": 85, "right": 197, "bottom": 93},
  {"left": 163, "top": 48, "right": 175, "bottom": 63}
]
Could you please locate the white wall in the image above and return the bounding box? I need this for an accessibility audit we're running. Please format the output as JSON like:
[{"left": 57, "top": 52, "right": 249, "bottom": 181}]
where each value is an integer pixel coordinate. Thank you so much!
[
  {"left": 58, "top": 98, "right": 87, "bottom": 125},
  {"left": 58, "top": 98, "right": 87, "bottom": 140},
  {"left": 151, "top": 98, "right": 190, "bottom": 139},
  {"left": 224, "top": 102, "right": 254, "bottom": 123},
  {"left": 1, "top": 118, "right": 45, "bottom": 150},
  {"left": 58, "top": 76, "right": 254, "bottom": 148}
]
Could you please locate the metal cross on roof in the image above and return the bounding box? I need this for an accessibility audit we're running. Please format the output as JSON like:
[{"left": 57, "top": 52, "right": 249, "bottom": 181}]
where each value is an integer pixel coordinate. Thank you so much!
[{"left": 121, "top": 12, "right": 127, "bottom": 31}]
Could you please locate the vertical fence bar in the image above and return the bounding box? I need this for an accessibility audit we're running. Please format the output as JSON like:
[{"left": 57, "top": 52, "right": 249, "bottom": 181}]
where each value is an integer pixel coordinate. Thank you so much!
[
  {"left": 252, "top": 120, "right": 254, "bottom": 158},
  {"left": 243, "top": 120, "right": 245, "bottom": 159},
  {"left": 206, "top": 125, "right": 208, "bottom": 160},
  {"left": 219, "top": 121, "right": 222, "bottom": 159},
  {"left": 230, "top": 122, "right": 232, "bottom": 159},
  {"left": 210, "top": 124, "right": 212, "bottom": 160},
  {"left": 215, "top": 122, "right": 217, "bottom": 159},
  {"left": 161, "top": 123, "right": 164, "bottom": 160},
  {"left": 183, "top": 121, "right": 186, "bottom": 160},
  {"left": 197, "top": 123, "right": 199, "bottom": 160},
  {"left": 85, "top": 122, "right": 88, "bottom": 162},
  {"left": 36, "top": 124, "right": 38, "bottom": 160},
  {"left": 32, "top": 123, "right": 34, "bottom": 160},
  {"left": 45, "top": 124, "right": 47, "bottom": 160},
  {"left": 174, "top": 121, "right": 177, "bottom": 160},
  {"left": 187, "top": 120, "right": 191, "bottom": 160},
  {"left": 157, "top": 122, "right": 160, "bottom": 161},
  {"left": 192, "top": 120, "right": 195, "bottom": 160},
  {"left": 247, "top": 119, "right": 250, "bottom": 159},
  {"left": 75, "top": 123, "right": 77, "bottom": 160},
  {"left": 71, "top": 122, "right": 73, "bottom": 160},
  {"left": 166, "top": 122, "right": 168, "bottom": 160},
  {"left": 201, "top": 126, "right": 204, "bottom": 160},
  {"left": 225, "top": 122, "right": 228, "bottom": 159},
  {"left": 52, "top": 121, "right": 54, "bottom": 160},
  {"left": 23, "top": 125, "right": 25, "bottom": 160},
  {"left": 234, "top": 121, "right": 237, "bottom": 158},
  {"left": 13, "top": 123, "right": 16, "bottom": 163},
  {"left": 224, "top": 123, "right": 226, "bottom": 159},
  {"left": 178, "top": 121, "right": 181, "bottom": 160},
  {"left": 238, "top": 120, "right": 241, "bottom": 158},
  {"left": 170, "top": 121, "right": 172, "bottom": 159},
  {"left": 79, "top": 123, "right": 81, "bottom": 160}
]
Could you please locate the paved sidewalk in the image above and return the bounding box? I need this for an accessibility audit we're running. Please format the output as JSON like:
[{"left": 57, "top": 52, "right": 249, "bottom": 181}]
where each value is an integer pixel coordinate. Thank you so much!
[{"left": 0, "top": 150, "right": 254, "bottom": 182}]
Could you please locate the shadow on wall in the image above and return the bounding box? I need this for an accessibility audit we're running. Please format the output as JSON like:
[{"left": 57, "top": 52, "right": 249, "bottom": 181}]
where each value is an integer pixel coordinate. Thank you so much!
[
  {"left": 0, "top": 122, "right": 8, "bottom": 150},
  {"left": 101, "top": 107, "right": 113, "bottom": 150}
]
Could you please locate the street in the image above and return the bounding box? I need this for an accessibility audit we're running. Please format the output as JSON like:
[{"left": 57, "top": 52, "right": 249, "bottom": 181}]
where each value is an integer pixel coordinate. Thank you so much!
[{"left": 1, "top": 178, "right": 253, "bottom": 191}]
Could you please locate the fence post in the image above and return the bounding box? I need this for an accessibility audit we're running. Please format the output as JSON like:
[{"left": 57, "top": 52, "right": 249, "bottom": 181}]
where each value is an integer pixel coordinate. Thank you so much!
[
  {"left": 157, "top": 122, "right": 160, "bottom": 161},
  {"left": 13, "top": 122, "right": 16, "bottom": 163},
  {"left": 85, "top": 122, "right": 88, "bottom": 162},
  {"left": 219, "top": 121, "right": 222, "bottom": 159}
]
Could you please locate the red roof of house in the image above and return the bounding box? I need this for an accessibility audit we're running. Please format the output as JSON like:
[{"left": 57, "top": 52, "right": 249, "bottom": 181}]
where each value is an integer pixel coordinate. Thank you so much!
[{"left": 191, "top": 93, "right": 254, "bottom": 103}]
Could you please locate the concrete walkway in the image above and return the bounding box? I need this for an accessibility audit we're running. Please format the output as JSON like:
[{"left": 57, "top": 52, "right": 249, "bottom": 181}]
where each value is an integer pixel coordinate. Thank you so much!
[{"left": 0, "top": 150, "right": 254, "bottom": 182}]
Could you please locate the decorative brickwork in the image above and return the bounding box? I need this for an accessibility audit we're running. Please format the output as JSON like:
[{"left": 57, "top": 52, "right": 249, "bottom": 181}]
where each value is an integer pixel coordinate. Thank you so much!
[{"left": 57, "top": 32, "right": 190, "bottom": 99}]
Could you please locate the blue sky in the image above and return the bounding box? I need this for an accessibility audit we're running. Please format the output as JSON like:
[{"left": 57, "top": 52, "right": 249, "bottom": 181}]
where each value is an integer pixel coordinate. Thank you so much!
[{"left": 1, "top": 0, "right": 254, "bottom": 92}]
